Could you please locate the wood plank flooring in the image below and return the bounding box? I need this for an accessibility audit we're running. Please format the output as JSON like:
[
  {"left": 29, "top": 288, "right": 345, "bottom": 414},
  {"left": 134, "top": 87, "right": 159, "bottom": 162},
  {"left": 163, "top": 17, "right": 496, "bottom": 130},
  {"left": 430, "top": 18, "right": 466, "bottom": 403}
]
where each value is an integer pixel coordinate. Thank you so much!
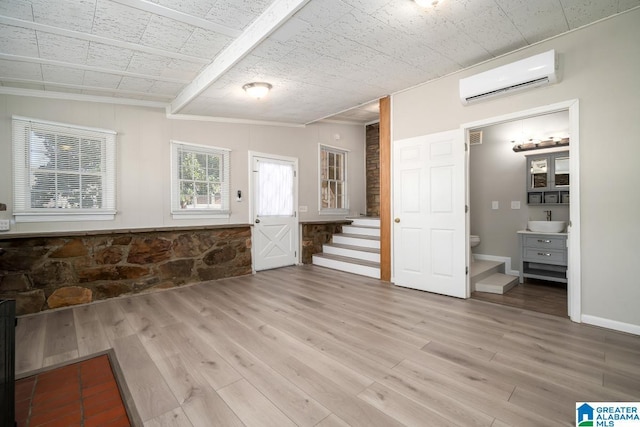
[
  {"left": 472, "top": 278, "right": 568, "bottom": 317},
  {"left": 15, "top": 265, "right": 640, "bottom": 426}
]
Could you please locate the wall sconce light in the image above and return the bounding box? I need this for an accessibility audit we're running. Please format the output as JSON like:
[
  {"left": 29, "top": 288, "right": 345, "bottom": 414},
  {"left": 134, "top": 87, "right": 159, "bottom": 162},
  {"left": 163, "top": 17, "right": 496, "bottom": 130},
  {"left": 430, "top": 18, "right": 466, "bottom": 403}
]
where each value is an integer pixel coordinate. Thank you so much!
[
  {"left": 242, "top": 82, "right": 272, "bottom": 99},
  {"left": 512, "top": 137, "right": 570, "bottom": 152}
]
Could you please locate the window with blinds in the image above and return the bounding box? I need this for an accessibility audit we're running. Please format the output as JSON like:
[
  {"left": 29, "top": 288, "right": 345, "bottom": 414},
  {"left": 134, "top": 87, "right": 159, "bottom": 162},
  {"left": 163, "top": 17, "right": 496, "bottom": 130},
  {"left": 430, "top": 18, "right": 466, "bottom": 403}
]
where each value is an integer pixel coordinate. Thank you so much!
[
  {"left": 171, "top": 141, "right": 230, "bottom": 218},
  {"left": 12, "top": 116, "right": 116, "bottom": 222},
  {"left": 319, "top": 144, "right": 348, "bottom": 214}
]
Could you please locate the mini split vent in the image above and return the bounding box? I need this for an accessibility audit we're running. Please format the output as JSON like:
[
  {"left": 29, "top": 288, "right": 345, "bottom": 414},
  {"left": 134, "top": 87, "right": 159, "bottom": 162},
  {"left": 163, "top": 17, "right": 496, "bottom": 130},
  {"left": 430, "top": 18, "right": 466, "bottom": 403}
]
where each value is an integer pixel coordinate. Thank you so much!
[
  {"left": 459, "top": 49, "right": 558, "bottom": 105},
  {"left": 468, "top": 130, "right": 482, "bottom": 145}
]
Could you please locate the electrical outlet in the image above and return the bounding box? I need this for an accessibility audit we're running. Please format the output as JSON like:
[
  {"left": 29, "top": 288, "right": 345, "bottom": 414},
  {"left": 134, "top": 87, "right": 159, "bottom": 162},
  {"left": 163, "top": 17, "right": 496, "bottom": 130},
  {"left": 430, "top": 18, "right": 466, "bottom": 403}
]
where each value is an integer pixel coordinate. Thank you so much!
[
  {"left": 491, "top": 201, "right": 499, "bottom": 210},
  {"left": 511, "top": 201, "right": 521, "bottom": 209},
  {"left": 0, "top": 220, "right": 10, "bottom": 231}
]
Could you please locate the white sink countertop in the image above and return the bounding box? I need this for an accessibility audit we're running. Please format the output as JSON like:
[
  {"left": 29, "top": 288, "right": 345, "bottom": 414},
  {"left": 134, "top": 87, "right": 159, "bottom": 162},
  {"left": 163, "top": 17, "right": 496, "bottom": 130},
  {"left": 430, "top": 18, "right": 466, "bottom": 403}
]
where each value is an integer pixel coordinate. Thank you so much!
[{"left": 518, "top": 230, "right": 568, "bottom": 235}]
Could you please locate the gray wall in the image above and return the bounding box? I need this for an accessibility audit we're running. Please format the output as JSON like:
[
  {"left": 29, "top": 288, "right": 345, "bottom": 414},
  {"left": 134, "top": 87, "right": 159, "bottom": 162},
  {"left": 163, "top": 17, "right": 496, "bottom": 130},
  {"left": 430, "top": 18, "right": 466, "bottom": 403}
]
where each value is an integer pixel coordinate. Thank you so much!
[
  {"left": 0, "top": 96, "right": 366, "bottom": 234},
  {"left": 392, "top": 9, "right": 640, "bottom": 328},
  {"left": 470, "top": 112, "right": 570, "bottom": 268}
]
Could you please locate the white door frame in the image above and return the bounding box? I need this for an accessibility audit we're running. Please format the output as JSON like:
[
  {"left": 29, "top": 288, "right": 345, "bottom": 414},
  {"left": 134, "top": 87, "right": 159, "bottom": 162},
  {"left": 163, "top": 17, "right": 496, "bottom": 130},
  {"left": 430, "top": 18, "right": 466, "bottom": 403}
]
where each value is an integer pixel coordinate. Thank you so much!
[
  {"left": 461, "top": 99, "right": 581, "bottom": 322},
  {"left": 248, "top": 151, "right": 300, "bottom": 273}
]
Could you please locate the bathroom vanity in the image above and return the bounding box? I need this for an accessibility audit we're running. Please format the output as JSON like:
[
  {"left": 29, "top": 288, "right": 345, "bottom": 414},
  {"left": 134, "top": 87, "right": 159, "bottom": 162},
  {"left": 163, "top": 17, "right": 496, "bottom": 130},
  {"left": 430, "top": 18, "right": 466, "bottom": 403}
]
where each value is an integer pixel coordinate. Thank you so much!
[{"left": 518, "top": 231, "right": 568, "bottom": 284}]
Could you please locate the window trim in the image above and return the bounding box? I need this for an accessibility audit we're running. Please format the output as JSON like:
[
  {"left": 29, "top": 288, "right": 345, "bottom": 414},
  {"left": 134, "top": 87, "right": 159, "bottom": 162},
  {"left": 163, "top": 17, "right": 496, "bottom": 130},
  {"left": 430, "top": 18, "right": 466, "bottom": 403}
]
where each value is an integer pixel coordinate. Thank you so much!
[
  {"left": 12, "top": 116, "right": 117, "bottom": 223},
  {"left": 170, "top": 140, "right": 231, "bottom": 219},
  {"left": 318, "top": 144, "right": 349, "bottom": 215}
]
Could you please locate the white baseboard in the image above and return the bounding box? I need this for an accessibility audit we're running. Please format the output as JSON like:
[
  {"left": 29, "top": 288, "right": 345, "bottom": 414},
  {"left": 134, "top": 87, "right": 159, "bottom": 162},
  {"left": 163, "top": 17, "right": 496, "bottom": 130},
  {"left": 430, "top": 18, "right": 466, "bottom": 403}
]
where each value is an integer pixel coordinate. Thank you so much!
[
  {"left": 581, "top": 315, "right": 640, "bottom": 336},
  {"left": 473, "top": 254, "right": 519, "bottom": 276}
]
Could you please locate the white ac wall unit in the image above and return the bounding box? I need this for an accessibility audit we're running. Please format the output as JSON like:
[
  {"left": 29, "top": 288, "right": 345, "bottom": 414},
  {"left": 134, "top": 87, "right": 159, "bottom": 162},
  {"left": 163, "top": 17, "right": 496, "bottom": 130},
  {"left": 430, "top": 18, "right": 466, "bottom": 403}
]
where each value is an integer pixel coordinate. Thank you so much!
[{"left": 459, "top": 49, "right": 557, "bottom": 105}]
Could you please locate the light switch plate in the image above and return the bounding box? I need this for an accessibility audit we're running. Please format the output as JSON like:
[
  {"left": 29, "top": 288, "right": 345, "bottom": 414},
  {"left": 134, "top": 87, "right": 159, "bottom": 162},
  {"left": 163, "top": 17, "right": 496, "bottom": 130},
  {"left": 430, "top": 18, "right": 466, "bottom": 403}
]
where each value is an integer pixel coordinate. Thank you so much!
[
  {"left": 299, "top": 205, "right": 308, "bottom": 212},
  {"left": 511, "top": 201, "right": 521, "bottom": 209},
  {"left": 0, "top": 220, "right": 10, "bottom": 231},
  {"left": 491, "top": 201, "right": 499, "bottom": 210}
]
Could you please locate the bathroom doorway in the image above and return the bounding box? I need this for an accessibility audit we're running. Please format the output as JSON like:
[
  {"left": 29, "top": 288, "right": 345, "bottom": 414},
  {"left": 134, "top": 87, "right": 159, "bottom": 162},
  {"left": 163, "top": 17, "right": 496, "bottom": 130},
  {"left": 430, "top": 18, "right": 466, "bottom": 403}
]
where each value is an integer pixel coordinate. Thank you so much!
[{"left": 462, "top": 100, "right": 580, "bottom": 320}]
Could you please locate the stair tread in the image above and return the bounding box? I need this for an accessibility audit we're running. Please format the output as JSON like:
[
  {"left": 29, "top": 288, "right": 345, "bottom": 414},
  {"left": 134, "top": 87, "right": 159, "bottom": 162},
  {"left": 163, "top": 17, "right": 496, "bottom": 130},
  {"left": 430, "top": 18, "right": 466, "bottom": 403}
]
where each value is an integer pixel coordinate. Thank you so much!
[
  {"left": 337, "top": 233, "right": 380, "bottom": 241},
  {"left": 325, "top": 243, "right": 380, "bottom": 253},
  {"left": 476, "top": 272, "right": 519, "bottom": 286},
  {"left": 343, "top": 224, "right": 380, "bottom": 230},
  {"left": 313, "top": 253, "right": 380, "bottom": 268}
]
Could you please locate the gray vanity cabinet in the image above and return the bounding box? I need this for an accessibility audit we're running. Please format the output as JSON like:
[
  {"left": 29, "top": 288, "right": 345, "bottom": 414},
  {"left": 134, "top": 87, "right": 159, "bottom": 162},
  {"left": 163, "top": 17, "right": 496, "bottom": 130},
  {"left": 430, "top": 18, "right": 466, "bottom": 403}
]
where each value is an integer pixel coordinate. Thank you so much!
[
  {"left": 526, "top": 151, "right": 569, "bottom": 204},
  {"left": 518, "top": 232, "right": 568, "bottom": 283}
]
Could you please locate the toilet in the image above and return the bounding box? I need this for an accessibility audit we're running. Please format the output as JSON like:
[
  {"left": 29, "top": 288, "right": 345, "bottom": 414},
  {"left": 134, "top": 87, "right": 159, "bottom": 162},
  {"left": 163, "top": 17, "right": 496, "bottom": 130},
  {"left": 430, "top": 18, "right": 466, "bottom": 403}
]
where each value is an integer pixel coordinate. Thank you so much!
[{"left": 470, "top": 234, "right": 480, "bottom": 262}]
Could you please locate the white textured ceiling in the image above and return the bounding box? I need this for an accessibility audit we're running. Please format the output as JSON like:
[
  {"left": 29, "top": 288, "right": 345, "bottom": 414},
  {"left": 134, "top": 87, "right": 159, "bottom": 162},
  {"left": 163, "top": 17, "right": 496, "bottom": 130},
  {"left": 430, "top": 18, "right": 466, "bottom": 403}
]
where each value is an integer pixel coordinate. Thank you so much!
[{"left": 0, "top": 0, "right": 638, "bottom": 125}]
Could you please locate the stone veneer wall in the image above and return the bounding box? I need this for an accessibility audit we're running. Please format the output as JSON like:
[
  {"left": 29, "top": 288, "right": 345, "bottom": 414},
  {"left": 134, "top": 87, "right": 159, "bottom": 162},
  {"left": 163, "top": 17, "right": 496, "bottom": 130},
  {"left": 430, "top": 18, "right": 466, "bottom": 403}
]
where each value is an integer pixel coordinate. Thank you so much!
[
  {"left": 366, "top": 123, "right": 380, "bottom": 217},
  {"left": 0, "top": 226, "right": 251, "bottom": 315},
  {"left": 301, "top": 221, "right": 350, "bottom": 264}
]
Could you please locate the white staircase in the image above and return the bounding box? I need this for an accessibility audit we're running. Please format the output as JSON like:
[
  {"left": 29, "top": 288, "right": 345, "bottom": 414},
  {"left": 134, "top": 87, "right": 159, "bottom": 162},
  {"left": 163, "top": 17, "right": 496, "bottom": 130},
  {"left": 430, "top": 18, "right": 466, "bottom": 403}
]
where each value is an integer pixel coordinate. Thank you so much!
[
  {"left": 470, "top": 260, "right": 518, "bottom": 295},
  {"left": 312, "top": 217, "right": 380, "bottom": 278}
]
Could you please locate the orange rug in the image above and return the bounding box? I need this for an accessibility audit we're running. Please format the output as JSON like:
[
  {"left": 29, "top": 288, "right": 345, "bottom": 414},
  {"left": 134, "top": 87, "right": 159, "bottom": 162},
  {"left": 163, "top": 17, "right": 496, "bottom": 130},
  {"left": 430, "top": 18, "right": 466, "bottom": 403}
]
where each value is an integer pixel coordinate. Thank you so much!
[{"left": 15, "top": 354, "right": 131, "bottom": 427}]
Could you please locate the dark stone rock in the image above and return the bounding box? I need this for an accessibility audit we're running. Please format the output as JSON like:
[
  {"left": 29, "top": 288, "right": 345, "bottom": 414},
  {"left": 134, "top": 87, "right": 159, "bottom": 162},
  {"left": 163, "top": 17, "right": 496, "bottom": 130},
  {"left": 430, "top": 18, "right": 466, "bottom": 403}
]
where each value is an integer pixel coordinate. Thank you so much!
[
  {"left": 172, "top": 234, "right": 207, "bottom": 258},
  {"left": 50, "top": 239, "right": 88, "bottom": 258},
  {"left": 78, "top": 266, "right": 119, "bottom": 283},
  {"left": 158, "top": 259, "right": 194, "bottom": 279},
  {"left": 111, "top": 236, "right": 132, "bottom": 245},
  {"left": 92, "top": 282, "right": 132, "bottom": 300},
  {"left": 115, "top": 266, "right": 150, "bottom": 279},
  {"left": 203, "top": 246, "right": 236, "bottom": 266},
  {"left": 0, "top": 247, "right": 49, "bottom": 271},
  {"left": 47, "top": 286, "right": 92, "bottom": 309},
  {"left": 0, "top": 289, "right": 46, "bottom": 315},
  {"left": 95, "top": 246, "right": 123, "bottom": 265},
  {"left": 132, "top": 277, "right": 161, "bottom": 293},
  {"left": 197, "top": 266, "right": 227, "bottom": 281},
  {"left": 127, "top": 237, "right": 171, "bottom": 264},
  {"left": 0, "top": 273, "right": 31, "bottom": 292},
  {"left": 32, "top": 261, "right": 75, "bottom": 287}
]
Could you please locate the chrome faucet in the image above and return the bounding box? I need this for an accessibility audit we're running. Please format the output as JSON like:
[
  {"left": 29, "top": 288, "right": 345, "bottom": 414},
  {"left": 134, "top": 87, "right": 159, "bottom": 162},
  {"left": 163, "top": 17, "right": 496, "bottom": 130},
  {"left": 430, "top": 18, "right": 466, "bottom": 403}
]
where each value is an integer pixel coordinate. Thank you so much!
[{"left": 544, "top": 210, "right": 552, "bottom": 221}]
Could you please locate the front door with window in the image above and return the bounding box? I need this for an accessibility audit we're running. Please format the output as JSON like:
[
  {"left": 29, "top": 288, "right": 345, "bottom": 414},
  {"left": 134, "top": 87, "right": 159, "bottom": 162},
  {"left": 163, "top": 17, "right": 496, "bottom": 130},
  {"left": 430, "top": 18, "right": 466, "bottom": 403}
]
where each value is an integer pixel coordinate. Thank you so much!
[{"left": 251, "top": 153, "right": 298, "bottom": 271}]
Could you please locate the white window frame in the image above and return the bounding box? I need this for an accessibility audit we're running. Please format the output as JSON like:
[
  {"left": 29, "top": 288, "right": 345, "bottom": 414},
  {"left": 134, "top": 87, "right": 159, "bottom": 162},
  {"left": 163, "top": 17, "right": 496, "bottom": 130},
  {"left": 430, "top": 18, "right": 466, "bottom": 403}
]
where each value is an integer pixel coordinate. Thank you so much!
[
  {"left": 318, "top": 144, "right": 349, "bottom": 215},
  {"left": 171, "top": 140, "right": 230, "bottom": 220},
  {"left": 12, "top": 116, "right": 117, "bottom": 223}
]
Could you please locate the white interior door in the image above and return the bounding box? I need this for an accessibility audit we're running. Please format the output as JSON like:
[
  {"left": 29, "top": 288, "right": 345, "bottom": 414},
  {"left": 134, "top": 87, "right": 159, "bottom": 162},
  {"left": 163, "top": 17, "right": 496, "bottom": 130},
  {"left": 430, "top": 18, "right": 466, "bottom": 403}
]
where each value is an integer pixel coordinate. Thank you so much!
[
  {"left": 392, "top": 129, "right": 467, "bottom": 298},
  {"left": 251, "top": 154, "right": 298, "bottom": 271}
]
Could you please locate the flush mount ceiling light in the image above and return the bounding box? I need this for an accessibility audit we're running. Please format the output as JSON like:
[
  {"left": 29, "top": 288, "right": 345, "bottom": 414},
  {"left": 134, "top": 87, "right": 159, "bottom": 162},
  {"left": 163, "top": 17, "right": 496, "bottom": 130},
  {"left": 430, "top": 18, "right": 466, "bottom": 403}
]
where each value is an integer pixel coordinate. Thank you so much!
[
  {"left": 415, "top": 0, "right": 444, "bottom": 7},
  {"left": 242, "top": 82, "right": 272, "bottom": 99}
]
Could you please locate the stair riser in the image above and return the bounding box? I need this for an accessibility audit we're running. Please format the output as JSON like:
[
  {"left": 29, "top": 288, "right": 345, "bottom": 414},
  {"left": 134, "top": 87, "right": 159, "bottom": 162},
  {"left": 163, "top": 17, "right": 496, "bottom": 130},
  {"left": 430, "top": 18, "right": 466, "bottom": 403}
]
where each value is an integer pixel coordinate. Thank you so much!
[
  {"left": 323, "top": 245, "right": 380, "bottom": 263},
  {"left": 342, "top": 226, "right": 380, "bottom": 237},
  {"left": 312, "top": 256, "right": 380, "bottom": 279},
  {"left": 475, "top": 279, "right": 518, "bottom": 294},
  {"left": 470, "top": 266, "right": 503, "bottom": 290},
  {"left": 333, "top": 235, "right": 380, "bottom": 249}
]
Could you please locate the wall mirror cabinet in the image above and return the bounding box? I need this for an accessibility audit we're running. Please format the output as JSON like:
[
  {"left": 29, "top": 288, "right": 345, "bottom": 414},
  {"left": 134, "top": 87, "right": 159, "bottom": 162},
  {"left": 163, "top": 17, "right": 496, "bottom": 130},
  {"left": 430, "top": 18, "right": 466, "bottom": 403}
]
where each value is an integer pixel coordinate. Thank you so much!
[{"left": 526, "top": 151, "right": 569, "bottom": 205}]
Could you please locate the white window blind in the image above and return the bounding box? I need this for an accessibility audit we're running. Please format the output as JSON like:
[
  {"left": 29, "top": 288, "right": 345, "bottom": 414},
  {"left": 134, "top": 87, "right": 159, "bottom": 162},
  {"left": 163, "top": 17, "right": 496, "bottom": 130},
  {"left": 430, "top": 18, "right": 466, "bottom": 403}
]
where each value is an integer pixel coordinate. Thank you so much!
[
  {"left": 171, "top": 141, "right": 230, "bottom": 217},
  {"left": 319, "top": 145, "right": 348, "bottom": 213},
  {"left": 12, "top": 116, "right": 116, "bottom": 222}
]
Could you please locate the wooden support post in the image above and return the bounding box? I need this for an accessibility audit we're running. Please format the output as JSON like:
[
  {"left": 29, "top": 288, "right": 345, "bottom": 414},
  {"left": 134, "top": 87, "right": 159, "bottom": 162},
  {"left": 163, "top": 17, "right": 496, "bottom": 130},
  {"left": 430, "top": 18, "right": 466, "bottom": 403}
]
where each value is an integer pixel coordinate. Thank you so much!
[{"left": 379, "top": 96, "right": 391, "bottom": 282}]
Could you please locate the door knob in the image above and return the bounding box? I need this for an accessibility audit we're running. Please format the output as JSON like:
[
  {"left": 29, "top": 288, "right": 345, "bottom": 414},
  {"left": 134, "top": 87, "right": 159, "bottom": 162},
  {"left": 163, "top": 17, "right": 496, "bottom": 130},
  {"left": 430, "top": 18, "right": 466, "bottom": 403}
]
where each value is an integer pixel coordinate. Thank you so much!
[
  {"left": 255, "top": 219, "right": 260, "bottom": 223},
  {"left": 394, "top": 218, "right": 400, "bottom": 223}
]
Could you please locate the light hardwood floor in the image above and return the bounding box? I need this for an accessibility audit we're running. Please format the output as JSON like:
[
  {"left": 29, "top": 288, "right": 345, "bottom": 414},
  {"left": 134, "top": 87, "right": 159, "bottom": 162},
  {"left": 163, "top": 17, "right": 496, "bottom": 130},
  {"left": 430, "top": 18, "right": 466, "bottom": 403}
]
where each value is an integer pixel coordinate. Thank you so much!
[{"left": 15, "top": 266, "right": 640, "bottom": 427}]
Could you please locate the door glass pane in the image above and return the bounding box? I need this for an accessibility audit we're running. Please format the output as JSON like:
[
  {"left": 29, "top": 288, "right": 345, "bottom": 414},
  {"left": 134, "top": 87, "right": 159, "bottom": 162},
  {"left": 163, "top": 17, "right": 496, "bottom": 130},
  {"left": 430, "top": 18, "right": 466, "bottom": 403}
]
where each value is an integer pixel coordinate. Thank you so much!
[
  {"left": 554, "top": 156, "right": 569, "bottom": 187},
  {"left": 257, "top": 160, "right": 294, "bottom": 216},
  {"left": 530, "top": 158, "right": 548, "bottom": 188}
]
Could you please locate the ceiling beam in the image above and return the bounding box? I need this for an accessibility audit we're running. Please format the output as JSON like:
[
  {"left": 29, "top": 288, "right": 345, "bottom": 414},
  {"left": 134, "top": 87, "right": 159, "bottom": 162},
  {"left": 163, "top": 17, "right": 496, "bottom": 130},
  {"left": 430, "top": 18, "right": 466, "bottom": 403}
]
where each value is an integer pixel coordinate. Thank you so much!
[
  {"left": 0, "top": 77, "right": 175, "bottom": 100},
  {"left": 0, "top": 53, "right": 190, "bottom": 84},
  {"left": 0, "top": 15, "right": 209, "bottom": 64},
  {"left": 110, "top": 0, "right": 242, "bottom": 38},
  {"left": 169, "top": 0, "right": 311, "bottom": 114}
]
